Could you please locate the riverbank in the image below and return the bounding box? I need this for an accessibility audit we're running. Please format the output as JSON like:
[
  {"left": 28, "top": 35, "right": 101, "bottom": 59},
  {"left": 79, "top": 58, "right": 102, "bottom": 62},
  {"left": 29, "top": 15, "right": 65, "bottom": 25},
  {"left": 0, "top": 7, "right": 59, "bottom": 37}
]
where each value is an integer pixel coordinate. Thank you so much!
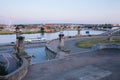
[
  {"left": 0, "top": 31, "right": 56, "bottom": 35},
  {"left": 0, "top": 31, "right": 14, "bottom": 35}
]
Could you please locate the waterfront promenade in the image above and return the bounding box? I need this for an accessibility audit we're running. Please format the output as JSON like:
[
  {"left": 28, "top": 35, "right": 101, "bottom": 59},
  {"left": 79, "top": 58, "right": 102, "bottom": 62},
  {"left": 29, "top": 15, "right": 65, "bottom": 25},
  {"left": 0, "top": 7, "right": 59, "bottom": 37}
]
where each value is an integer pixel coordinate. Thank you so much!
[{"left": 23, "top": 36, "right": 120, "bottom": 80}]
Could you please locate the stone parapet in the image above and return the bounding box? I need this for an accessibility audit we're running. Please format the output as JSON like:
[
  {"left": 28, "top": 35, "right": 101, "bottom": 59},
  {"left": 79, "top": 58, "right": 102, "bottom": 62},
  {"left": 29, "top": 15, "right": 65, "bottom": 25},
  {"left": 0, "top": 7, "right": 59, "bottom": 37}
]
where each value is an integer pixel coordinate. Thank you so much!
[
  {"left": 46, "top": 38, "right": 58, "bottom": 60},
  {"left": 46, "top": 46, "right": 57, "bottom": 60},
  {"left": 0, "top": 58, "right": 28, "bottom": 80}
]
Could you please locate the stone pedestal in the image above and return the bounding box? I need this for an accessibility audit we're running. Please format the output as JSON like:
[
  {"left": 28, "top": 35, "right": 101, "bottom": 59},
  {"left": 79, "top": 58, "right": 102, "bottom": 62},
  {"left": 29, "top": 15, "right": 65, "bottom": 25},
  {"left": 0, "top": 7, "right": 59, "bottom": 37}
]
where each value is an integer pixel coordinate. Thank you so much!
[
  {"left": 18, "top": 36, "right": 25, "bottom": 56},
  {"left": 77, "top": 26, "right": 81, "bottom": 36},
  {"left": 15, "top": 27, "right": 21, "bottom": 53},
  {"left": 108, "top": 34, "right": 113, "bottom": 42},
  {"left": 18, "top": 36, "right": 31, "bottom": 65},
  {"left": 58, "top": 32, "right": 64, "bottom": 49}
]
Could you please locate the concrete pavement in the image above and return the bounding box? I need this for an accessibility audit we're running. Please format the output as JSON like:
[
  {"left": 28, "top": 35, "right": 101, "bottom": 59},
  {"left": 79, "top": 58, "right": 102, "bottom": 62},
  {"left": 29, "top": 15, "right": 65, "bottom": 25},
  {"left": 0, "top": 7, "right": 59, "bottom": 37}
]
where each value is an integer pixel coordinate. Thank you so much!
[
  {"left": 22, "top": 36, "right": 120, "bottom": 80},
  {"left": 23, "top": 49, "right": 120, "bottom": 80}
]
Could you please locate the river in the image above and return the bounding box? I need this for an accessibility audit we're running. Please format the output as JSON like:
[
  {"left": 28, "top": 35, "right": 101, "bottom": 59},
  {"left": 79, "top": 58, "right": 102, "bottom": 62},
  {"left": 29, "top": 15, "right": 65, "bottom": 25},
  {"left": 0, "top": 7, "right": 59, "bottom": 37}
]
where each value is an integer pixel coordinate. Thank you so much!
[{"left": 0, "top": 30, "right": 105, "bottom": 43}]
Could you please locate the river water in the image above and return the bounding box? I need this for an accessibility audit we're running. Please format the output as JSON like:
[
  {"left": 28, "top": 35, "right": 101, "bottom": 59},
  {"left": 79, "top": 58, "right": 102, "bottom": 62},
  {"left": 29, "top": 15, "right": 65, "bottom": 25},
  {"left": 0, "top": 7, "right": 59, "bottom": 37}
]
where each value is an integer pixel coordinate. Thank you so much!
[
  {"left": 0, "top": 30, "right": 106, "bottom": 64},
  {"left": 0, "top": 30, "right": 105, "bottom": 43}
]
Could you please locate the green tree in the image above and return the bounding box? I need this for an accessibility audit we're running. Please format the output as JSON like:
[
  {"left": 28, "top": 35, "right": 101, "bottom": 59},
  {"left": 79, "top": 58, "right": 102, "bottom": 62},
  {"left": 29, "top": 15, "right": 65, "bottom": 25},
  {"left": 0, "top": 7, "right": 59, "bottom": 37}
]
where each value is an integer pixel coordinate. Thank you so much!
[
  {"left": 40, "top": 27, "right": 45, "bottom": 36},
  {"left": 0, "top": 62, "right": 8, "bottom": 76}
]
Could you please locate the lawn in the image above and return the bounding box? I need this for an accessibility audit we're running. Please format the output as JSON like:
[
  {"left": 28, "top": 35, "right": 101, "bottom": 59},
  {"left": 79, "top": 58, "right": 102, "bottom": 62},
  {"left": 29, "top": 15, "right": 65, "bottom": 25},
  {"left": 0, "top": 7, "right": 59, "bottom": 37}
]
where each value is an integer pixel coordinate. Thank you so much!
[{"left": 76, "top": 38, "right": 120, "bottom": 48}]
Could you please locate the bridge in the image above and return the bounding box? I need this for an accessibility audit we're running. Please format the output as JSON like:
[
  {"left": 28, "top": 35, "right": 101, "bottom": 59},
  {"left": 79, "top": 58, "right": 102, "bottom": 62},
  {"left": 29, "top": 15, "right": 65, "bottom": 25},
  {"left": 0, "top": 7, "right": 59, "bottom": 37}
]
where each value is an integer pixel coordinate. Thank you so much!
[{"left": 101, "top": 27, "right": 120, "bottom": 36}]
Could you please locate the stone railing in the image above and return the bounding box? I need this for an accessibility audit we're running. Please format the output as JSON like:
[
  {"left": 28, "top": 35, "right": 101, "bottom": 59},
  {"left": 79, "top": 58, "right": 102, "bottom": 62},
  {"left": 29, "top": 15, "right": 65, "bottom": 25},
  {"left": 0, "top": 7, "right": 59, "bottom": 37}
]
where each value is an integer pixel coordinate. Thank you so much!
[
  {"left": 0, "top": 58, "right": 29, "bottom": 80},
  {"left": 92, "top": 43, "right": 120, "bottom": 50},
  {"left": 46, "top": 39, "right": 58, "bottom": 60},
  {"left": 46, "top": 46, "right": 57, "bottom": 60}
]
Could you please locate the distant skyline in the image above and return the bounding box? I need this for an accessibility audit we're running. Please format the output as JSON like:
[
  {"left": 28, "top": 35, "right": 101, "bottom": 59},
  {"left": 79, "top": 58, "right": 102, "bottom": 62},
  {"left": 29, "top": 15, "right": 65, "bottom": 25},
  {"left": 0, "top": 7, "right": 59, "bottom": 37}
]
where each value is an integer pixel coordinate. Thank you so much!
[{"left": 0, "top": 0, "right": 120, "bottom": 24}]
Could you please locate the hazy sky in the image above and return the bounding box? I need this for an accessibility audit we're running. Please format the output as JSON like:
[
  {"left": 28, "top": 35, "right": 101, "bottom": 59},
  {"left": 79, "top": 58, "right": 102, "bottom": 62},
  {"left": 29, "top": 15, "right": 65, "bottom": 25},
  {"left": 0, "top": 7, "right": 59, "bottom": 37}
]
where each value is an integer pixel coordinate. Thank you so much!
[{"left": 0, "top": 0, "right": 120, "bottom": 24}]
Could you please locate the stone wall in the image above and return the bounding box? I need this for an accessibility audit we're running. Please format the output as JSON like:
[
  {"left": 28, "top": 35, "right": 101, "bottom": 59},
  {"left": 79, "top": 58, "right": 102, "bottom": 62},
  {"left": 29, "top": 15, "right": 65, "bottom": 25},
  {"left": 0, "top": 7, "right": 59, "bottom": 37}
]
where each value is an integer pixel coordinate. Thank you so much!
[
  {"left": 46, "top": 46, "right": 57, "bottom": 60},
  {"left": 46, "top": 39, "right": 58, "bottom": 60},
  {"left": 0, "top": 58, "right": 28, "bottom": 80}
]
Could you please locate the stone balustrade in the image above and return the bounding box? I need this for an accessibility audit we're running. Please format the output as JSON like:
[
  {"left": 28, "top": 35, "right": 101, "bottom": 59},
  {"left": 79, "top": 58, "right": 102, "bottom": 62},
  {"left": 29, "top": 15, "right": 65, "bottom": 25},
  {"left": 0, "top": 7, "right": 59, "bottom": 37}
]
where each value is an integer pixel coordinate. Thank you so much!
[{"left": 46, "top": 39, "right": 58, "bottom": 60}]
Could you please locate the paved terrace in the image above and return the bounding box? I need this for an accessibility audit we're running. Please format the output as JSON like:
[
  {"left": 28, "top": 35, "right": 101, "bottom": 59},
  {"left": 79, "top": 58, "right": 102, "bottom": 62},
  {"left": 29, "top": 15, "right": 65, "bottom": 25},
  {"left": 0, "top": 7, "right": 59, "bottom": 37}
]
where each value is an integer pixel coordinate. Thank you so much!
[{"left": 23, "top": 36, "right": 120, "bottom": 80}]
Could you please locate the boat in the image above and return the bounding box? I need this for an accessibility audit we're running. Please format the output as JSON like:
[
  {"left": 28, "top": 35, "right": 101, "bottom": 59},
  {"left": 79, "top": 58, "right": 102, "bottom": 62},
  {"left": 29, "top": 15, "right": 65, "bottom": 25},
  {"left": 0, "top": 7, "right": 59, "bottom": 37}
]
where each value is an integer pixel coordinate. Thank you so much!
[{"left": 25, "top": 37, "right": 46, "bottom": 43}]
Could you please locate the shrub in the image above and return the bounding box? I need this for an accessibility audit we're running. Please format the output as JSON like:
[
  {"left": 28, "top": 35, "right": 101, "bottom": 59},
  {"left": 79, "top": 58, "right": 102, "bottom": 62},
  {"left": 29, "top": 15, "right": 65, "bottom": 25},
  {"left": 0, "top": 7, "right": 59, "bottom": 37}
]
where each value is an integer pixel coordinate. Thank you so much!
[{"left": 0, "top": 63, "right": 8, "bottom": 76}]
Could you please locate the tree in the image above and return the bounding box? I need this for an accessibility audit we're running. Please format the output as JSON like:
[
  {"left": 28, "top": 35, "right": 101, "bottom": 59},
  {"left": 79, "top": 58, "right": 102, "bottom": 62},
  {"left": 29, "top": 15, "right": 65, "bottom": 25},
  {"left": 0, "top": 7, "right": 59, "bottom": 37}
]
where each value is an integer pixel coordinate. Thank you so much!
[
  {"left": 0, "top": 62, "right": 8, "bottom": 76},
  {"left": 40, "top": 27, "right": 45, "bottom": 36}
]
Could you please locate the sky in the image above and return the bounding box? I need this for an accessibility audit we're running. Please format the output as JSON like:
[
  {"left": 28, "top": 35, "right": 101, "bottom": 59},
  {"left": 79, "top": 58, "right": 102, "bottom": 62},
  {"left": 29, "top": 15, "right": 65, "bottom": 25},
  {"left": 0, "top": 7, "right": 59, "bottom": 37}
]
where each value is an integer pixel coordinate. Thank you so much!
[{"left": 0, "top": 0, "right": 120, "bottom": 24}]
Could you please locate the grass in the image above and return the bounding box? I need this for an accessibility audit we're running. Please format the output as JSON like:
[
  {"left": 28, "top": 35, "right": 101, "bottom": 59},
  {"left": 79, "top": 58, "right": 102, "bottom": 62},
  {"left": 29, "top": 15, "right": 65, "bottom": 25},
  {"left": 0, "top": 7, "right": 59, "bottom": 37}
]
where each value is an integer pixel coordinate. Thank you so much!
[
  {"left": 0, "top": 31, "right": 40, "bottom": 35},
  {"left": 0, "top": 31, "right": 14, "bottom": 35},
  {"left": 0, "top": 31, "right": 57, "bottom": 35},
  {"left": 76, "top": 38, "right": 120, "bottom": 48},
  {"left": 22, "top": 31, "right": 40, "bottom": 34},
  {"left": 0, "top": 62, "right": 8, "bottom": 76}
]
